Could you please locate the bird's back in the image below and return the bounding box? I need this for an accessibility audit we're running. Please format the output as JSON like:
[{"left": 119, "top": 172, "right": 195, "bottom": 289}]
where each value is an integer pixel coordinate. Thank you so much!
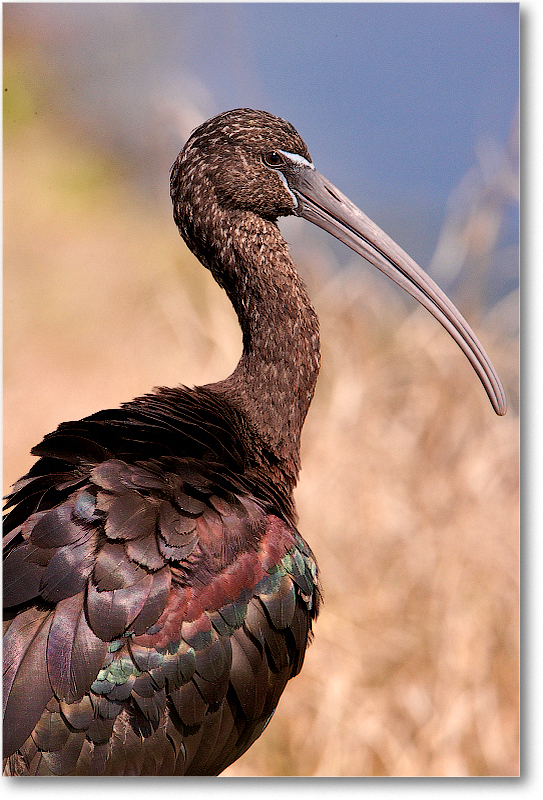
[{"left": 3, "top": 385, "right": 319, "bottom": 775}]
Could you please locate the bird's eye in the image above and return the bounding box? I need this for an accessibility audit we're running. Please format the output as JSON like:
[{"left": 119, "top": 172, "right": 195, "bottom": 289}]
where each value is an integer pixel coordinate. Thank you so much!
[{"left": 262, "top": 151, "right": 285, "bottom": 168}]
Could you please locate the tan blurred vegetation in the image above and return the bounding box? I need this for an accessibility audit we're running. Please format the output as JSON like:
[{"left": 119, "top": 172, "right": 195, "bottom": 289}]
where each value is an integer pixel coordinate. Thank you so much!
[{"left": 3, "top": 47, "right": 518, "bottom": 777}]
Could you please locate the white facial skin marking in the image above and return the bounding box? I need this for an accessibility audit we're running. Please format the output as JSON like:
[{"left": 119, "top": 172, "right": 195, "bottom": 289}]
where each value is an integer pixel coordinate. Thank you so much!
[
  {"left": 274, "top": 151, "right": 315, "bottom": 209},
  {"left": 278, "top": 151, "right": 315, "bottom": 169},
  {"left": 277, "top": 172, "right": 299, "bottom": 208}
]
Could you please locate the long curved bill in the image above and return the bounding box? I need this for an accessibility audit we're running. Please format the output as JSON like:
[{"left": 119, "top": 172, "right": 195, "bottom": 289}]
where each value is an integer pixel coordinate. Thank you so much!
[{"left": 291, "top": 167, "right": 506, "bottom": 415}]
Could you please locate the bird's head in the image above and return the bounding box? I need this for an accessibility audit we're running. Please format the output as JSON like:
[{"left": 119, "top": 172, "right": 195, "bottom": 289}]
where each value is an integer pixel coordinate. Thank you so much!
[{"left": 171, "top": 108, "right": 316, "bottom": 221}]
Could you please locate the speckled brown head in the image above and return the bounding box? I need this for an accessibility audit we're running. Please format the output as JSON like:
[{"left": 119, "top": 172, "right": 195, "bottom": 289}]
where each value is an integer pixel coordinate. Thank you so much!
[{"left": 171, "top": 108, "right": 312, "bottom": 223}]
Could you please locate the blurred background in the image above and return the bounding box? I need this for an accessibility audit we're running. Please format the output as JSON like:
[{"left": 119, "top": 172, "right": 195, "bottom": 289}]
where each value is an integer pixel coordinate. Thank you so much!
[{"left": 3, "top": 2, "right": 519, "bottom": 777}]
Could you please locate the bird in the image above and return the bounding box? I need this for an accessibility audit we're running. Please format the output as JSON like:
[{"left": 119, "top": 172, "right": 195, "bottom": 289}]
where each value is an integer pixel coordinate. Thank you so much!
[{"left": 3, "top": 108, "right": 506, "bottom": 776}]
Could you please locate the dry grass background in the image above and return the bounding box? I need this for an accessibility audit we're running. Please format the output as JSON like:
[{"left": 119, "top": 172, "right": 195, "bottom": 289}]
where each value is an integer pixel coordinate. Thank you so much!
[{"left": 3, "top": 56, "right": 519, "bottom": 777}]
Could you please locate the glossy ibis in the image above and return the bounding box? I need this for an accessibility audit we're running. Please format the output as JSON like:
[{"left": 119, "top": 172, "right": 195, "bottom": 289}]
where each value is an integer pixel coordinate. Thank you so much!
[{"left": 3, "top": 109, "right": 506, "bottom": 776}]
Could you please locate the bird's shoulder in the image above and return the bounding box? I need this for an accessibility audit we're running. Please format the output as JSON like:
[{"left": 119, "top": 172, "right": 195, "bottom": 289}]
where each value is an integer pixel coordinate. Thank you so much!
[{"left": 4, "top": 383, "right": 293, "bottom": 533}]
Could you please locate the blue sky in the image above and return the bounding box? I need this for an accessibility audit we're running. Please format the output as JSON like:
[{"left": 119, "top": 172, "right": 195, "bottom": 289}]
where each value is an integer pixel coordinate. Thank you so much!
[{"left": 179, "top": 3, "right": 518, "bottom": 198}]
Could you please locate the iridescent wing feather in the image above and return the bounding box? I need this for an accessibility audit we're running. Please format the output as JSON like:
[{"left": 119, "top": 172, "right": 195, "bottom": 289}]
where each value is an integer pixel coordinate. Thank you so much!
[{"left": 3, "top": 387, "right": 320, "bottom": 775}]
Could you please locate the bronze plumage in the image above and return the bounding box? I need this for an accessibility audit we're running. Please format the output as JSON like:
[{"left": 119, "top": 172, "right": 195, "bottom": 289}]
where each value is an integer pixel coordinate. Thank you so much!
[{"left": 3, "top": 109, "right": 505, "bottom": 776}]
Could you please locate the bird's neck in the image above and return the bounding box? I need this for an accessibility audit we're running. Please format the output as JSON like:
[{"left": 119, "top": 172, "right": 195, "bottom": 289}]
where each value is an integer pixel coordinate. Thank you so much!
[{"left": 194, "top": 210, "right": 321, "bottom": 487}]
